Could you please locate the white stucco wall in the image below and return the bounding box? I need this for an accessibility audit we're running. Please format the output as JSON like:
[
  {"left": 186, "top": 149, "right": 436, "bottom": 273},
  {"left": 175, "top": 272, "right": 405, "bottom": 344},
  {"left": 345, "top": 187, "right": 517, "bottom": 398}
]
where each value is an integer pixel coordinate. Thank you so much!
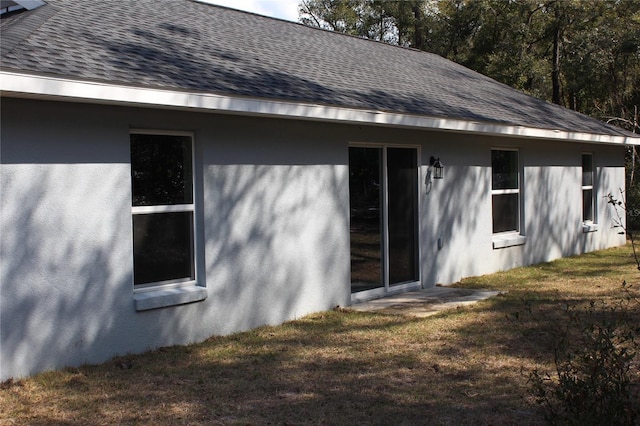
[
  {"left": 419, "top": 135, "right": 626, "bottom": 284},
  {"left": 0, "top": 98, "right": 627, "bottom": 380}
]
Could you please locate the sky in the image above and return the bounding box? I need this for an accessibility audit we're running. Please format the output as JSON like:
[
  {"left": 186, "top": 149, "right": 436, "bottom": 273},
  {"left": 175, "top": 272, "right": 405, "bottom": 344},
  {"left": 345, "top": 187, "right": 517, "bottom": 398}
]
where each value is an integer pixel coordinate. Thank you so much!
[{"left": 201, "top": 0, "right": 300, "bottom": 22}]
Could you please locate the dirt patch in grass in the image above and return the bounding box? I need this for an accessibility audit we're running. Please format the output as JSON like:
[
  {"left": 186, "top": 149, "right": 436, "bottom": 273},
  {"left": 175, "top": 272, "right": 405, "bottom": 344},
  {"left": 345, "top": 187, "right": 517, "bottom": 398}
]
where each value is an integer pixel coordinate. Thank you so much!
[{"left": 2, "top": 245, "right": 639, "bottom": 425}]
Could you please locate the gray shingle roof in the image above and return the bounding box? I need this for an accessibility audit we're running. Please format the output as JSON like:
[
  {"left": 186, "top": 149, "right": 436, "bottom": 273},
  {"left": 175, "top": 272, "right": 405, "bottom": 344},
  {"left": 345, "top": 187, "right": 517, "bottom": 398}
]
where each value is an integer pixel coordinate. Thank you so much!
[{"left": 0, "top": 0, "right": 632, "bottom": 137}]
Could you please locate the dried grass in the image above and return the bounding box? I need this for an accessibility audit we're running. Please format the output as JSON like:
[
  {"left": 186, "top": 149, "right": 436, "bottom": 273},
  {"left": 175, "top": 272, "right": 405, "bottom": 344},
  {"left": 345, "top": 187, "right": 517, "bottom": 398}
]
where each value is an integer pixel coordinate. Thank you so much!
[{"left": 1, "top": 245, "right": 637, "bottom": 425}]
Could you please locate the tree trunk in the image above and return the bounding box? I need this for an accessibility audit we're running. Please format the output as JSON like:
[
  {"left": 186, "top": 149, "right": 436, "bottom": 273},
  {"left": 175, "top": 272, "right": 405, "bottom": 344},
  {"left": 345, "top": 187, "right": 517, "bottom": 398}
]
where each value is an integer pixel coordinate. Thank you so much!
[
  {"left": 412, "top": 4, "right": 425, "bottom": 50},
  {"left": 552, "top": 6, "right": 561, "bottom": 105}
]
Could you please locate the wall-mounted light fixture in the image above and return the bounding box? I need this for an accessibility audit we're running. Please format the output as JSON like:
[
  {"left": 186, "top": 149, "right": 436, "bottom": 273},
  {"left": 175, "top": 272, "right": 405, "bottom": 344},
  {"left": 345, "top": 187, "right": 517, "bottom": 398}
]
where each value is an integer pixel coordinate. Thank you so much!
[{"left": 430, "top": 156, "right": 444, "bottom": 179}]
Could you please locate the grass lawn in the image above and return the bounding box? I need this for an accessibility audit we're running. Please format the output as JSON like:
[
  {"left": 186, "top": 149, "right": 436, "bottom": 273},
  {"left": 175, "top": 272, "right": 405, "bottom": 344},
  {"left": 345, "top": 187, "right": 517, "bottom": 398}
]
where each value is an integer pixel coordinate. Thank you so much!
[{"left": 2, "top": 244, "right": 639, "bottom": 425}]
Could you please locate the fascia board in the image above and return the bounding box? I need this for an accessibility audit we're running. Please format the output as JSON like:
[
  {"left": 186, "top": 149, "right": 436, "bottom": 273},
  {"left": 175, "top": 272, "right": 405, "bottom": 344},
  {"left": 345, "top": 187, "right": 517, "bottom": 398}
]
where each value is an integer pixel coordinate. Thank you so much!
[{"left": 2, "top": 71, "right": 639, "bottom": 145}]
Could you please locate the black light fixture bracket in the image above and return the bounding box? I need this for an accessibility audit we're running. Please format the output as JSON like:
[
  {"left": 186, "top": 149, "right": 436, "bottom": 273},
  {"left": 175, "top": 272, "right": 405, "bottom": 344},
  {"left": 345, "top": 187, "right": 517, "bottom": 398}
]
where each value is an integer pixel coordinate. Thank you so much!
[{"left": 430, "top": 156, "right": 444, "bottom": 179}]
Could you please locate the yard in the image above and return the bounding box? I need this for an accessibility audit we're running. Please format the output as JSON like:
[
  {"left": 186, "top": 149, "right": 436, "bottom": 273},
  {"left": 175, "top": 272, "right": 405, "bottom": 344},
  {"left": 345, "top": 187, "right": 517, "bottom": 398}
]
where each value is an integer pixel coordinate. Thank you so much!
[{"left": 2, "top": 244, "right": 639, "bottom": 425}]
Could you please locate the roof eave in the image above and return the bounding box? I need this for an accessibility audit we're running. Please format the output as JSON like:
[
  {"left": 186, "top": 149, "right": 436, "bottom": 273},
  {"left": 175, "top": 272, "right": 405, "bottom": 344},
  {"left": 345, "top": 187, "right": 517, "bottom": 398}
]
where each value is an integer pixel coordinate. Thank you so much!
[{"left": 2, "top": 71, "right": 638, "bottom": 145}]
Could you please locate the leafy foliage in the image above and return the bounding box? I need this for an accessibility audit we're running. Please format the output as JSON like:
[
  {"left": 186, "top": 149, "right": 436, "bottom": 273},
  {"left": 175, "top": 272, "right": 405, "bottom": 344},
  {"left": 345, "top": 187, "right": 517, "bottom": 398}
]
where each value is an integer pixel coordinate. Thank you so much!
[{"left": 520, "top": 288, "right": 640, "bottom": 425}]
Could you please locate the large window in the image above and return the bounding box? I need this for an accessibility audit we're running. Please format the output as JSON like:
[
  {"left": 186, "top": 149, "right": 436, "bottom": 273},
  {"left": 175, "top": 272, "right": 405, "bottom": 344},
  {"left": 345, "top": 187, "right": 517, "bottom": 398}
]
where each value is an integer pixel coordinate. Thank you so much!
[
  {"left": 582, "top": 153, "right": 594, "bottom": 222},
  {"left": 492, "top": 149, "right": 520, "bottom": 234},
  {"left": 130, "top": 132, "right": 195, "bottom": 288}
]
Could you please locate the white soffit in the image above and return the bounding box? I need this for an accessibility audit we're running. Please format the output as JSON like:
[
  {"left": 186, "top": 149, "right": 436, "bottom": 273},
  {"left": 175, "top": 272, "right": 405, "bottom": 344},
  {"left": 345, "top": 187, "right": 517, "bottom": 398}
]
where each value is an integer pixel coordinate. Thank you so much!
[{"left": 2, "top": 71, "right": 639, "bottom": 145}]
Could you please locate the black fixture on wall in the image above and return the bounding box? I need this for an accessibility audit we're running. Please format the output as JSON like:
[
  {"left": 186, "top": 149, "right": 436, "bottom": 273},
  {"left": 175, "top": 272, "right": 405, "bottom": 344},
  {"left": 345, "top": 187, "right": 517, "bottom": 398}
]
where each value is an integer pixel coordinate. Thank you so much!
[{"left": 430, "top": 156, "right": 443, "bottom": 179}]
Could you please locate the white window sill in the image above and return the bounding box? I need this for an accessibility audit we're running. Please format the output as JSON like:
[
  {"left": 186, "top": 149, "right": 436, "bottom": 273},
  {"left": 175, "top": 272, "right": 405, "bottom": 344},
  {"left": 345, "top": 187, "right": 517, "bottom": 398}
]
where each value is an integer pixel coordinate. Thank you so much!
[
  {"left": 493, "top": 234, "right": 527, "bottom": 249},
  {"left": 582, "top": 223, "right": 599, "bottom": 233},
  {"left": 134, "top": 286, "right": 207, "bottom": 311}
]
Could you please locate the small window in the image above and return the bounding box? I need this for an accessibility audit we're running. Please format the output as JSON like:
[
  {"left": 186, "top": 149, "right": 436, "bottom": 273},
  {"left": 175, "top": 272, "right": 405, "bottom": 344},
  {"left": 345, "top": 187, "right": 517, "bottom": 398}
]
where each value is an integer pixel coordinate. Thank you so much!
[
  {"left": 582, "top": 153, "right": 594, "bottom": 222},
  {"left": 492, "top": 149, "right": 520, "bottom": 234},
  {"left": 130, "top": 132, "right": 195, "bottom": 288}
]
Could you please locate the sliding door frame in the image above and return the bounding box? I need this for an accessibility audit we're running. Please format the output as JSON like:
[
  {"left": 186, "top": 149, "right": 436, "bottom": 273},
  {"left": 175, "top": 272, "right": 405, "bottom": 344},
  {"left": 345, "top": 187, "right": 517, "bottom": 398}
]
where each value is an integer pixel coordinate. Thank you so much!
[{"left": 349, "top": 142, "right": 423, "bottom": 303}]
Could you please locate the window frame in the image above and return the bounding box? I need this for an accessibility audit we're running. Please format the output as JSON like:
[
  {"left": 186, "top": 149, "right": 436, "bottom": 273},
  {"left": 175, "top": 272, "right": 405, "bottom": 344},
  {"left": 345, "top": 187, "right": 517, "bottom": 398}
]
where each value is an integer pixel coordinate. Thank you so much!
[
  {"left": 130, "top": 129, "right": 197, "bottom": 293},
  {"left": 582, "top": 153, "right": 595, "bottom": 224},
  {"left": 491, "top": 148, "right": 521, "bottom": 236}
]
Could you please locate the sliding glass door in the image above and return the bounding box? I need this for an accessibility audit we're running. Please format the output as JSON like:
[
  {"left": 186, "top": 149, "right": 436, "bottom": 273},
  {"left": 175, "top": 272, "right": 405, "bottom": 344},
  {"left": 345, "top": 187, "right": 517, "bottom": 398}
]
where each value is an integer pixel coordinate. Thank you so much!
[
  {"left": 349, "top": 146, "right": 419, "bottom": 295},
  {"left": 387, "top": 147, "right": 419, "bottom": 286},
  {"left": 349, "top": 147, "right": 384, "bottom": 292}
]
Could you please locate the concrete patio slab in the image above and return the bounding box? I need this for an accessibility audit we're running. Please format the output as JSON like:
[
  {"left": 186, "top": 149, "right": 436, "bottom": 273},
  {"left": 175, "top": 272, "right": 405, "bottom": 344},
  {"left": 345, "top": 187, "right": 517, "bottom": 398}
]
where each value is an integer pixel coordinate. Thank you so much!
[{"left": 349, "top": 287, "right": 503, "bottom": 318}]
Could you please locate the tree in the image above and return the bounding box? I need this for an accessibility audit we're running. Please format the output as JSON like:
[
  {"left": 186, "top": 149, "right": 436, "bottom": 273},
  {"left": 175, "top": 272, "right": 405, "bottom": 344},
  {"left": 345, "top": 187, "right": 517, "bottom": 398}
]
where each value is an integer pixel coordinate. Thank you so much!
[
  {"left": 299, "top": 0, "right": 436, "bottom": 46},
  {"left": 299, "top": 0, "right": 363, "bottom": 34}
]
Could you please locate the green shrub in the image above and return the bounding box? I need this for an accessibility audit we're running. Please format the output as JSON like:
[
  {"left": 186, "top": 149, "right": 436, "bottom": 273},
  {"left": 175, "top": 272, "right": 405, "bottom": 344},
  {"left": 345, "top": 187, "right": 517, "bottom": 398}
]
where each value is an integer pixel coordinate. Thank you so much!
[{"left": 520, "top": 285, "right": 640, "bottom": 425}]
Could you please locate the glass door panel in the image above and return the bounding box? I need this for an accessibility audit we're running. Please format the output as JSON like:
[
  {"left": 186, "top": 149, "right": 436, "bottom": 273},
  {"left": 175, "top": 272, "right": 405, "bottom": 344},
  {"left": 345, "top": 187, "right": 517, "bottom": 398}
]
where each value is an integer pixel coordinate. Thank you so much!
[
  {"left": 349, "top": 147, "right": 384, "bottom": 292},
  {"left": 387, "top": 148, "right": 419, "bottom": 285},
  {"left": 349, "top": 146, "right": 419, "bottom": 294}
]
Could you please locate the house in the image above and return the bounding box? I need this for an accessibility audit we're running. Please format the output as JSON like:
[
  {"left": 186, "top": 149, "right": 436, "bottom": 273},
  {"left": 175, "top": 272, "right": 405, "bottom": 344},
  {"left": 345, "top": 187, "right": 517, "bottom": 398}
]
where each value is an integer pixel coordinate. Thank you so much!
[{"left": 1, "top": 0, "right": 638, "bottom": 381}]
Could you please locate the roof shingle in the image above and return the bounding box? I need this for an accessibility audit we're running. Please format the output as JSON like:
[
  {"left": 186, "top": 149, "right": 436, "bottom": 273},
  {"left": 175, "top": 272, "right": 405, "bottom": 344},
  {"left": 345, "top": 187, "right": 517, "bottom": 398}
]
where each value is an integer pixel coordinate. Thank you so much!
[{"left": 0, "top": 0, "right": 632, "bottom": 137}]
